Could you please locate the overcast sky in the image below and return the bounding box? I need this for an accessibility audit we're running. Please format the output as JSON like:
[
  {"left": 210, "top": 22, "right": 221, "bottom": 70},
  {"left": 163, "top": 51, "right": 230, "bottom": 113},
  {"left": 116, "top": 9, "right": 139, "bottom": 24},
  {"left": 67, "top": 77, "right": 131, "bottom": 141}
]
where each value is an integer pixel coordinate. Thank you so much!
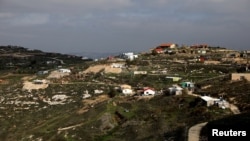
[{"left": 0, "top": 0, "right": 249, "bottom": 55}]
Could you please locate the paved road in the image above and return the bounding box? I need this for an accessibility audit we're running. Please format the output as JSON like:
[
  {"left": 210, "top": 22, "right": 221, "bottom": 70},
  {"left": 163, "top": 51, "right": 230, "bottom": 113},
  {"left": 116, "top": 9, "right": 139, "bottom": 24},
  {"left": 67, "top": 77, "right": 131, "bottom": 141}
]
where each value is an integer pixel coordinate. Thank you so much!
[
  {"left": 188, "top": 122, "right": 208, "bottom": 141},
  {"left": 229, "top": 103, "right": 240, "bottom": 114}
]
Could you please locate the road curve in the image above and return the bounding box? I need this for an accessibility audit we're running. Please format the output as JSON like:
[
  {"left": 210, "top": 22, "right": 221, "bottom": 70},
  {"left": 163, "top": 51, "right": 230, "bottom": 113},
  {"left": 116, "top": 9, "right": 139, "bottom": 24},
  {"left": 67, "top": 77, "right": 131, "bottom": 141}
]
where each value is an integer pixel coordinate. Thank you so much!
[{"left": 188, "top": 122, "right": 208, "bottom": 141}]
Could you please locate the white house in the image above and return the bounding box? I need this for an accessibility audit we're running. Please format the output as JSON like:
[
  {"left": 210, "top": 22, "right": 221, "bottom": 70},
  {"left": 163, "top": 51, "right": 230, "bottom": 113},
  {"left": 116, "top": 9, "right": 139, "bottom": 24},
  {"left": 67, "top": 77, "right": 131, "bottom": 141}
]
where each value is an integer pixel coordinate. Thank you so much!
[
  {"left": 200, "top": 96, "right": 220, "bottom": 107},
  {"left": 120, "top": 84, "right": 133, "bottom": 95},
  {"left": 200, "top": 96, "right": 230, "bottom": 109},
  {"left": 58, "top": 69, "right": 71, "bottom": 73},
  {"left": 143, "top": 87, "right": 156, "bottom": 96},
  {"left": 122, "top": 89, "right": 133, "bottom": 95},
  {"left": 120, "top": 52, "right": 138, "bottom": 61}
]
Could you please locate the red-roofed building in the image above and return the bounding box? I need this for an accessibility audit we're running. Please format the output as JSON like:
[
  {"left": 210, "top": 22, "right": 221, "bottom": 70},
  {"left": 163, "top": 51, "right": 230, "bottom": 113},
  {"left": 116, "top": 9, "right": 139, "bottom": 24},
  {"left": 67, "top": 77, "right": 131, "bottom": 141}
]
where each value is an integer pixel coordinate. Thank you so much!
[
  {"left": 143, "top": 87, "right": 156, "bottom": 96},
  {"left": 156, "top": 43, "right": 177, "bottom": 49},
  {"left": 152, "top": 43, "right": 177, "bottom": 54}
]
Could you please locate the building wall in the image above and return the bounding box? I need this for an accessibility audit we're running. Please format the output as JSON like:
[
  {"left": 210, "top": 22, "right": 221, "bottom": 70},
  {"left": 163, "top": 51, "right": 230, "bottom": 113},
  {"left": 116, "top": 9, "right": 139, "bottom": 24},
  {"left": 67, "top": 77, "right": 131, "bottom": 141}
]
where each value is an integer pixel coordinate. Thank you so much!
[{"left": 231, "top": 73, "right": 250, "bottom": 81}]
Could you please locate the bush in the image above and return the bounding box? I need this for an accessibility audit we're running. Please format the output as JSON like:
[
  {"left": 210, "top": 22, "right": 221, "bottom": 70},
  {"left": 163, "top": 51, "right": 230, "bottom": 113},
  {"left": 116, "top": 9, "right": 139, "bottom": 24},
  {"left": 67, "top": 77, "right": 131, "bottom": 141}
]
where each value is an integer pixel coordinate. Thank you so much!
[{"left": 108, "top": 87, "right": 119, "bottom": 98}]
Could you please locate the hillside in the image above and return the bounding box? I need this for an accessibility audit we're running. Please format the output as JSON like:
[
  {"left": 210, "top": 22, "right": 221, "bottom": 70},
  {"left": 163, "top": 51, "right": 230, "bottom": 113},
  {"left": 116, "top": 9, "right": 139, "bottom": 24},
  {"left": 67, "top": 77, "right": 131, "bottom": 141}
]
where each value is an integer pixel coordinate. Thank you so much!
[
  {"left": 0, "top": 45, "right": 249, "bottom": 141},
  {"left": 0, "top": 45, "right": 91, "bottom": 74}
]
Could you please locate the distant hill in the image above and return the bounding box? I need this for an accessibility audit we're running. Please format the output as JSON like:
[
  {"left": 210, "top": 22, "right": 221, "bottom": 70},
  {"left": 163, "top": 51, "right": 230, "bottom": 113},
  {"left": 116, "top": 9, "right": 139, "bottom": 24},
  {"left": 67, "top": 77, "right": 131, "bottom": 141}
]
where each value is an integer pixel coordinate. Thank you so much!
[
  {"left": 68, "top": 51, "right": 120, "bottom": 59},
  {"left": 0, "top": 45, "right": 88, "bottom": 73}
]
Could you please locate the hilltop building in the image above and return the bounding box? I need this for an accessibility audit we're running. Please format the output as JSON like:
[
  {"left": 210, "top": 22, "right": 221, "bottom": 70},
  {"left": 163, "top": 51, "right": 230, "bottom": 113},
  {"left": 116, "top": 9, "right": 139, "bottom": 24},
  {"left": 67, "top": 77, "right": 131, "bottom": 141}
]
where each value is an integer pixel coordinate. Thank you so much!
[
  {"left": 153, "top": 43, "right": 178, "bottom": 54},
  {"left": 119, "top": 52, "right": 138, "bottom": 61}
]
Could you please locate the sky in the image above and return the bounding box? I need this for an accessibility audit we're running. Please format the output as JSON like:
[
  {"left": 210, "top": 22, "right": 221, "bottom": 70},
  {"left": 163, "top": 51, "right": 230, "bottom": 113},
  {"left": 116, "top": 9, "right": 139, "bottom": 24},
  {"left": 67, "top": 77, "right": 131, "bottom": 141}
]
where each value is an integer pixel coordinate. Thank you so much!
[{"left": 0, "top": 0, "right": 249, "bottom": 55}]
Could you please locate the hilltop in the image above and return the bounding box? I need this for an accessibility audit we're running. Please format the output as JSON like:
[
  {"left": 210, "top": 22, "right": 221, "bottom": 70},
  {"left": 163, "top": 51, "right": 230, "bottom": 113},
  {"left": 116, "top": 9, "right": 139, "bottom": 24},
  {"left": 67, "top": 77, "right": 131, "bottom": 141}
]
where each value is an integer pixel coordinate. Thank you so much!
[{"left": 0, "top": 44, "right": 249, "bottom": 141}]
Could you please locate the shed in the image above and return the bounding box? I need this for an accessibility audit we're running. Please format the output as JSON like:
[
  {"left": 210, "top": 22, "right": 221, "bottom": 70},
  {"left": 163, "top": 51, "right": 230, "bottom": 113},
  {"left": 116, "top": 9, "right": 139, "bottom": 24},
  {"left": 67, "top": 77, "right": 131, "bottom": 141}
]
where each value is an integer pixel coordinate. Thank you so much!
[
  {"left": 200, "top": 96, "right": 220, "bottom": 107},
  {"left": 58, "top": 69, "right": 71, "bottom": 73}
]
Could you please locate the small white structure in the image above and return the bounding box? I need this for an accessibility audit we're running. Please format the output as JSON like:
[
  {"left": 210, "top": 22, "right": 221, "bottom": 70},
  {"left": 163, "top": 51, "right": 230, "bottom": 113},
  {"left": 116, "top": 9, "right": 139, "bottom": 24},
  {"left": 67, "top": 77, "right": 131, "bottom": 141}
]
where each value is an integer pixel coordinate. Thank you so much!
[
  {"left": 217, "top": 100, "right": 230, "bottom": 109},
  {"left": 37, "top": 70, "right": 49, "bottom": 75},
  {"left": 120, "top": 52, "right": 138, "bottom": 61},
  {"left": 200, "top": 96, "right": 220, "bottom": 107},
  {"left": 122, "top": 89, "right": 133, "bottom": 95},
  {"left": 94, "top": 89, "right": 104, "bottom": 94},
  {"left": 181, "top": 81, "right": 195, "bottom": 91},
  {"left": 111, "top": 63, "right": 125, "bottom": 68},
  {"left": 58, "top": 69, "right": 71, "bottom": 73},
  {"left": 83, "top": 94, "right": 91, "bottom": 99},
  {"left": 120, "top": 84, "right": 133, "bottom": 95},
  {"left": 168, "top": 85, "right": 183, "bottom": 95},
  {"left": 83, "top": 90, "right": 91, "bottom": 99},
  {"left": 33, "top": 79, "right": 44, "bottom": 84},
  {"left": 134, "top": 71, "right": 147, "bottom": 75},
  {"left": 143, "top": 87, "right": 156, "bottom": 96},
  {"left": 197, "top": 50, "right": 207, "bottom": 54}
]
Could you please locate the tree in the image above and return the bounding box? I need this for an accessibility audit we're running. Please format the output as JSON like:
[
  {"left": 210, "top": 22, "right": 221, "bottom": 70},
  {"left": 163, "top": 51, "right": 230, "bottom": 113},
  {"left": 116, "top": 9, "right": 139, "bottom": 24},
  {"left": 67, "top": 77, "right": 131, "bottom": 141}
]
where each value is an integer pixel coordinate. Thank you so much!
[{"left": 108, "top": 87, "right": 118, "bottom": 98}]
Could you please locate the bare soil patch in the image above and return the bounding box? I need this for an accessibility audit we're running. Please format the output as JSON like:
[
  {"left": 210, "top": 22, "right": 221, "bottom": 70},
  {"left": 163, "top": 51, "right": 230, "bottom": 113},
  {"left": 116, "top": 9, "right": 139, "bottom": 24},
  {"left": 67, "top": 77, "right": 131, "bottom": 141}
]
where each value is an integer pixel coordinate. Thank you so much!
[
  {"left": 47, "top": 70, "right": 70, "bottom": 79},
  {"left": 21, "top": 75, "right": 36, "bottom": 81},
  {"left": 82, "top": 64, "right": 122, "bottom": 74},
  {"left": 22, "top": 80, "right": 49, "bottom": 91}
]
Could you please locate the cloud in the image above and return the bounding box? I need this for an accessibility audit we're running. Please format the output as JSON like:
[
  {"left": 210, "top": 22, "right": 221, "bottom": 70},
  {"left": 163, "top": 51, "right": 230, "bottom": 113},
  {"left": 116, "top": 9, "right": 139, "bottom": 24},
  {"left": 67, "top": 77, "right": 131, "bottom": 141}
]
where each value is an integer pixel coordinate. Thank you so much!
[
  {"left": 0, "top": 0, "right": 249, "bottom": 53},
  {"left": 9, "top": 13, "right": 50, "bottom": 26},
  {"left": 1, "top": 0, "right": 134, "bottom": 14},
  {"left": 0, "top": 12, "right": 15, "bottom": 18}
]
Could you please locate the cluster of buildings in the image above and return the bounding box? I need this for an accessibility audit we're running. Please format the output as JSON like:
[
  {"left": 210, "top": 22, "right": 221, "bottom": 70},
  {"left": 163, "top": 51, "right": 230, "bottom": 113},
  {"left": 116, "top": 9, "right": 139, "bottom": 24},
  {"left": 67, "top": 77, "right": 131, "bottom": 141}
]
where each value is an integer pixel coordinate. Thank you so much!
[
  {"left": 118, "top": 81, "right": 195, "bottom": 96},
  {"left": 151, "top": 43, "right": 209, "bottom": 54}
]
